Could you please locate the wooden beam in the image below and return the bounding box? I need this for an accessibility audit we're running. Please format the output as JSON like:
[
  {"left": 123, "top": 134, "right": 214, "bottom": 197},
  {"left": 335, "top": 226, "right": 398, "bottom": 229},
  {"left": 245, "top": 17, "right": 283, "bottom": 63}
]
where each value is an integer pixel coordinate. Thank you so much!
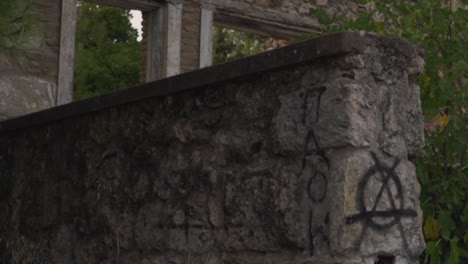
[
  {"left": 90, "top": 0, "right": 163, "bottom": 11},
  {"left": 57, "top": 0, "right": 78, "bottom": 105},
  {"left": 199, "top": 8, "right": 213, "bottom": 68},
  {"left": 204, "top": 0, "right": 322, "bottom": 39},
  {"left": 214, "top": 12, "right": 312, "bottom": 40}
]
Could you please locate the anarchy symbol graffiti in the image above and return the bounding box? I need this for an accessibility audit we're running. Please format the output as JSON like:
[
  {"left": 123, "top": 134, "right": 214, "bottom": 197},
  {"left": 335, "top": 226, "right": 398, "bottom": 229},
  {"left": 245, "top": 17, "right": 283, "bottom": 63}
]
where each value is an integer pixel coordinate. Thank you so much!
[{"left": 345, "top": 152, "right": 417, "bottom": 248}]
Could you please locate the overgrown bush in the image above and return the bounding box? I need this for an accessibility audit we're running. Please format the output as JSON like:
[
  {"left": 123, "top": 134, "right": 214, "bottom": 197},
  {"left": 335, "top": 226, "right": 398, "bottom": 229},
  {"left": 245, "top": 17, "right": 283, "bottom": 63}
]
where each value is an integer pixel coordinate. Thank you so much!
[{"left": 0, "top": 0, "right": 35, "bottom": 51}]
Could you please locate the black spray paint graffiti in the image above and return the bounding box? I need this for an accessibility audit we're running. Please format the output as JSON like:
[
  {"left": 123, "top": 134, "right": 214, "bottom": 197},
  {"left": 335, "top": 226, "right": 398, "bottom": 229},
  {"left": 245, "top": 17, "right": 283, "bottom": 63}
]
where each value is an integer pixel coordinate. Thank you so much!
[
  {"left": 301, "top": 86, "right": 330, "bottom": 255},
  {"left": 144, "top": 170, "right": 272, "bottom": 234},
  {"left": 307, "top": 170, "right": 327, "bottom": 203},
  {"left": 345, "top": 152, "right": 417, "bottom": 248}
]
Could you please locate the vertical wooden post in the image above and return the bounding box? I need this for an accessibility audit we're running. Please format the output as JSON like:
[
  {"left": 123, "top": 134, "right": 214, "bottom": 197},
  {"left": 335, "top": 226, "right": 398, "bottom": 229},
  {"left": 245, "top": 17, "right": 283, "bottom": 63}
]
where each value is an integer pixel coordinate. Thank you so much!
[
  {"left": 199, "top": 8, "right": 213, "bottom": 68},
  {"left": 146, "top": 7, "right": 164, "bottom": 82},
  {"left": 57, "top": 0, "right": 78, "bottom": 105},
  {"left": 146, "top": 2, "right": 182, "bottom": 81},
  {"left": 165, "top": 2, "right": 183, "bottom": 77}
]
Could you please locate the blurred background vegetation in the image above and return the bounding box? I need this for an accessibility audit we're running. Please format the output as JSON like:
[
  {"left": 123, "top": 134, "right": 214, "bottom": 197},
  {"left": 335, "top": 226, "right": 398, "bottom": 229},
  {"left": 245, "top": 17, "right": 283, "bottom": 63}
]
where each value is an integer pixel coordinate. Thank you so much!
[
  {"left": 73, "top": 1, "right": 141, "bottom": 100},
  {"left": 0, "top": 0, "right": 35, "bottom": 51},
  {"left": 212, "top": 26, "right": 267, "bottom": 64}
]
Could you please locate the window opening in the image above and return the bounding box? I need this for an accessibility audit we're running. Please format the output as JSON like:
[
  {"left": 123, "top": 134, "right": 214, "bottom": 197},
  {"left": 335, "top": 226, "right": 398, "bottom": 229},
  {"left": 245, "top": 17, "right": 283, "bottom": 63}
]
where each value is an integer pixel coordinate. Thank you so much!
[
  {"left": 73, "top": 1, "right": 142, "bottom": 100},
  {"left": 212, "top": 25, "right": 288, "bottom": 65}
]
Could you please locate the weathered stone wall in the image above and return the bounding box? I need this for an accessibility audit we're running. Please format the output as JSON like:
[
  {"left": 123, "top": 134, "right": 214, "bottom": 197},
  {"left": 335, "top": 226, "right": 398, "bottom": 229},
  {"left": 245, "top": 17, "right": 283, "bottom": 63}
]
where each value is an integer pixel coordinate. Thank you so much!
[
  {"left": 0, "top": 0, "right": 61, "bottom": 121},
  {"left": 0, "top": 33, "right": 426, "bottom": 264}
]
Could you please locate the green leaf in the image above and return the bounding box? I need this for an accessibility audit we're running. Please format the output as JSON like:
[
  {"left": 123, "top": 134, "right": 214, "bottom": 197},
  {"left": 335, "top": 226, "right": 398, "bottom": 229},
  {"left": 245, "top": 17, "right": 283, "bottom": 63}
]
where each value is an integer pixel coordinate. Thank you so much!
[
  {"left": 454, "top": 133, "right": 468, "bottom": 147},
  {"left": 424, "top": 216, "right": 440, "bottom": 240},
  {"left": 426, "top": 241, "right": 442, "bottom": 264},
  {"left": 310, "top": 8, "right": 333, "bottom": 25},
  {"left": 373, "top": 22, "right": 386, "bottom": 35},
  {"left": 417, "top": 159, "right": 430, "bottom": 185},
  {"left": 447, "top": 237, "right": 460, "bottom": 264},
  {"left": 438, "top": 211, "right": 456, "bottom": 238},
  {"left": 460, "top": 247, "right": 468, "bottom": 258}
]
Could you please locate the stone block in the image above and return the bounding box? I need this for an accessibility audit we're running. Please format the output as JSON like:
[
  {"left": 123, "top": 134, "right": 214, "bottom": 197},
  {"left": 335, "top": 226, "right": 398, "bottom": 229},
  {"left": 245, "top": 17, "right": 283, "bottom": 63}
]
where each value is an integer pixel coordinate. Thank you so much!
[{"left": 0, "top": 74, "right": 55, "bottom": 121}]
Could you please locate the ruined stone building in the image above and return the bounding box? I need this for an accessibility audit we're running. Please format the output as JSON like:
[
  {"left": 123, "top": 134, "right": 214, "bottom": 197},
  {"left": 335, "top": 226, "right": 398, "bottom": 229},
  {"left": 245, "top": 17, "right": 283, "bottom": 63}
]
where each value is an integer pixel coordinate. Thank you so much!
[{"left": 0, "top": 0, "right": 373, "bottom": 121}]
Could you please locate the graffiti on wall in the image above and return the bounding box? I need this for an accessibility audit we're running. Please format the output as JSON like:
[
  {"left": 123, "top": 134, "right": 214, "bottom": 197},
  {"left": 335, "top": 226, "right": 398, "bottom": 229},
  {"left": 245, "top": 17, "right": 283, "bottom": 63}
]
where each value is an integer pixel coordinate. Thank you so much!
[
  {"left": 301, "top": 86, "right": 330, "bottom": 255},
  {"left": 345, "top": 152, "right": 417, "bottom": 248}
]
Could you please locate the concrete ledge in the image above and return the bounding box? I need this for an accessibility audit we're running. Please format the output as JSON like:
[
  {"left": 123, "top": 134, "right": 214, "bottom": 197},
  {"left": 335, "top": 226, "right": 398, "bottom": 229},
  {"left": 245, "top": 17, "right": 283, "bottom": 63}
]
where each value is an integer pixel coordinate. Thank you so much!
[{"left": 0, "top": 32, "right": 421, "bottom": 133}]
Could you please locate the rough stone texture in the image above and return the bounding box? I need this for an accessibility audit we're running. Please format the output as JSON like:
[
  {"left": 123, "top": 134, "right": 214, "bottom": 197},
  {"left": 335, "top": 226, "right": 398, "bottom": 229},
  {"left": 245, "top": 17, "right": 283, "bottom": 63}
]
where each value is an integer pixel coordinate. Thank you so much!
[
  {"left": 0, "top": 73, "right": 55, "bottom": 121},
  {"left": 0, "top": 33, "right": 425, "bottom": 264},
  {"left": 0, "top": 0, "right": 60, "bottom": 121}
]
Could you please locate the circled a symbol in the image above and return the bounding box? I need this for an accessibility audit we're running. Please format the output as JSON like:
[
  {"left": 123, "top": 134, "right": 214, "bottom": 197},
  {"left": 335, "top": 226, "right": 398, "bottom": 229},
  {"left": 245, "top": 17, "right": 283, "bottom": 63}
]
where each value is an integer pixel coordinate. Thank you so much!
[{"left": 345, "top": 153, "right": 417, "bottom": 230}]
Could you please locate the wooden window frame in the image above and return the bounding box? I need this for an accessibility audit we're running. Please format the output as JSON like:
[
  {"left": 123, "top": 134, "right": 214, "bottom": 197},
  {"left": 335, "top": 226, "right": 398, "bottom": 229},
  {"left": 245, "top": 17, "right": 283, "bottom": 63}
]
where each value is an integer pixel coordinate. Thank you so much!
[
  {"left": 198, "top": 8, "right": 307, "bottom": 69},
  {"left": 58, "top": 0, "right": 182, "bottom": 105}
]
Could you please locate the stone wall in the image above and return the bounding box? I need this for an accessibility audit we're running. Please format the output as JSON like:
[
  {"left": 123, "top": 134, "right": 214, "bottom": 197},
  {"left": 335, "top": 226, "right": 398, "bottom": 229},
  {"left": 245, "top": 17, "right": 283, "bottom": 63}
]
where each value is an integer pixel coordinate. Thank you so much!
[
  {"left": 0, "top": 32, "right": 426, "bottom": 264},
  {"left": 0, "top": 0, "right": 61, "bottom": 121}
]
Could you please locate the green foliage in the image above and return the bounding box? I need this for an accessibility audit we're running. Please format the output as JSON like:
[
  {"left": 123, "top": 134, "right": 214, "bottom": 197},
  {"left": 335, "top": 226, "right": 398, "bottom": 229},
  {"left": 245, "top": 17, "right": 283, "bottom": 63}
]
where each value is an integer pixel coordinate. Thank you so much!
[
  {"left": 0, "top": 0, "right": 36, "bottom": 51},
  {"left": 213, "top": 27, "right": 267, "bottom": 64},
  {"left": 74, "top": 2, "right": 140, "bottom": 100},
  {"left": 308, "top": 1, "right": 467, "bottom": 263}
]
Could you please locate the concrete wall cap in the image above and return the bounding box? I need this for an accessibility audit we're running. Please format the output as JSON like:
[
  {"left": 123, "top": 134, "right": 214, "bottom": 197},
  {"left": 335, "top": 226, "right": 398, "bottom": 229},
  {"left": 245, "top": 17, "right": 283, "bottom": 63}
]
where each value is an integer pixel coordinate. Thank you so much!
[{"left": 0, "top": 32, "right": 423, "bottom": 133}]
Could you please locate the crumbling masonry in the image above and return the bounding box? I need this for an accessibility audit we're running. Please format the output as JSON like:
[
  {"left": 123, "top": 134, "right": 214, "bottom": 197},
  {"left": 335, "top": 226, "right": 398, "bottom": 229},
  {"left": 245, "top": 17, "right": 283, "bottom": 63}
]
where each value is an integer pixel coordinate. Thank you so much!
[{"left": 0, "top": 32, "right": 426, "bottom": 264}]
